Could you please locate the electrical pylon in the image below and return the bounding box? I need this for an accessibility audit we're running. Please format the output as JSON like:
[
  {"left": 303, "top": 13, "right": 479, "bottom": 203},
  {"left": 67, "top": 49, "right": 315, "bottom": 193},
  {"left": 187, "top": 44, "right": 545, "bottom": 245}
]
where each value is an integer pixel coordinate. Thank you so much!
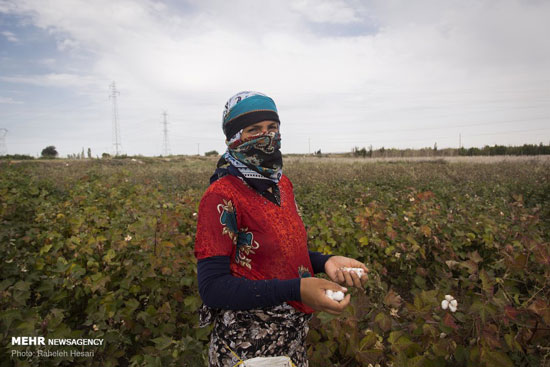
[
  {"left": 109, "top": 82, "right": 122, "bottom": 156},
  {"left": 161, "top": 111, "right": 171, "bottom": 156},
  {"left": 0, "top": 129, "right": 7, "bottom": 156}
]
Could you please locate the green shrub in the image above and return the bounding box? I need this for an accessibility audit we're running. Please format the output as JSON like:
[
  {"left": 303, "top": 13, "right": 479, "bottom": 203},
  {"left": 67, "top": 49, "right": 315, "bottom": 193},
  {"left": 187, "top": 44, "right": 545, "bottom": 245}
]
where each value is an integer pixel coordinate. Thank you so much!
[{"left": 1, "top": 159, "right": 549, "bottom": 366}]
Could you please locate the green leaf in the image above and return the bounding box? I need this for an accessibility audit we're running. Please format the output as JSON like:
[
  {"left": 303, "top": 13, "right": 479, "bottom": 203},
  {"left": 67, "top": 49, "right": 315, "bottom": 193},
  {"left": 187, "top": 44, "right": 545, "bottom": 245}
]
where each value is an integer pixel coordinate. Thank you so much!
[
  {"left": 359, "top": 332, "right": 377, "bottom": 350},
  {"left": 152, "top": 336, "right": 173, "bottom": 350},
  {"left": 12, "top": 281, "right": 31, "bottom": 291},
  {"left": 0, "top": 309, "right": 22, "bottom": 330},
  {"left": 39, "top": 244, "right": 52, "bottom": 255},
  {"left": 504, "top": 334, "right": 522, "bottom": 353},
  {"left": 374, "top": 312, "right": 392, "bottom": 332},
  {"left": 481, "top": 349, "right": 514, "bottom": 367},
  {"left": 479, "top": 269, "right": 494, "bottom": 296},
  {"left": 69, "top": 263, "right": 86, "bottom": 279},
  {"left": 408, "top": 355, "right": 429, "bottom": 367},
  {"left": 103, "top": 249, "right": 116, "bottom": 263},
  {"left": 317, "top": 311, "right": 338, "bottom": 325},
  {"left": 0, "top": 279, "right": 13, "bottom": 292}
]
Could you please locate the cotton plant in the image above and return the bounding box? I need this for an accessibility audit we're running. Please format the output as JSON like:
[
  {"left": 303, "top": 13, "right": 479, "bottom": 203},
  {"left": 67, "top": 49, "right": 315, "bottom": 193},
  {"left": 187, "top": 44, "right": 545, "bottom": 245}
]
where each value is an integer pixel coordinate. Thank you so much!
[{"left": 441, "top": 295, "right": 458, "bottom": 312}]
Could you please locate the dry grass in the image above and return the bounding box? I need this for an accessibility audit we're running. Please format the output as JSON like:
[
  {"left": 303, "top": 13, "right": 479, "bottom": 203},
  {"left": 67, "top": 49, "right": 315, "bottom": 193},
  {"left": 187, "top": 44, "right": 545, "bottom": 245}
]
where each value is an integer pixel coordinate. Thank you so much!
[{"left": 284, "top": 154, "right": 550, "bottom": 165}]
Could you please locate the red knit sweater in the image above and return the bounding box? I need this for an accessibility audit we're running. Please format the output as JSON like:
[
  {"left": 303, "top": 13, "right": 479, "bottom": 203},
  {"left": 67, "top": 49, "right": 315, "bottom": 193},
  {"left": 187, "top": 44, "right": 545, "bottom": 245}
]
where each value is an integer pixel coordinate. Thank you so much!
[{"left": 194, "top": 174, "right": 315, "bottom": 314}]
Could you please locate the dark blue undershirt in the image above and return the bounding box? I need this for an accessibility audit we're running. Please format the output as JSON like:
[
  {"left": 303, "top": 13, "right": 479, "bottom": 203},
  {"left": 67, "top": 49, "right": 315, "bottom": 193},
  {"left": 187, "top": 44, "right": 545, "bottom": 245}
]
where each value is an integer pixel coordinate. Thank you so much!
[{"left": 197, "top": 251, "right": 332, "bottom": 310}]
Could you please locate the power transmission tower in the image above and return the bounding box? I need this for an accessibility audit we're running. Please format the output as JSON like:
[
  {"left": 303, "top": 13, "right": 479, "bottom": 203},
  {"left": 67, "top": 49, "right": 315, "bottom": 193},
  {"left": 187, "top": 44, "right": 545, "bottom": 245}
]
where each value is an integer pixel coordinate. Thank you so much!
[
  {"left": 0, "top": 128, "right": 7, "bottom": 156},
  {"left": 161, "top": 111, "right": 171, "bottom": 156},
  {"left": 109, "top": 82, "right": 122, "bottom": 156}
]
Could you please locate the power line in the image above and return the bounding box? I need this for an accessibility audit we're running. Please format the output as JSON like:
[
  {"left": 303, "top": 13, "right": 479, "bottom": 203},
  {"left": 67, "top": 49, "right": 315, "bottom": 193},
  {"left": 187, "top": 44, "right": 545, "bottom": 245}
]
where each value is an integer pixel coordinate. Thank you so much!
[
  {"left": 161, "top": 111, "right": 171, "bottom": 156},
  {"left": 327, "top": 126, "right": 550, "bottom": 145},
  {"left": 109, "top": 82, "right": 123, "bottom": 156}
]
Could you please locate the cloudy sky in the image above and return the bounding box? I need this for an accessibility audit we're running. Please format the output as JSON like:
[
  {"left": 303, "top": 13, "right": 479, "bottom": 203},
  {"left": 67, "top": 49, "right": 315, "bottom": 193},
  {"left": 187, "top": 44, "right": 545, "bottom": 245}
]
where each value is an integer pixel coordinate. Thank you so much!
[{"left": 1, "top": 0, "right": 549, "bottom": 157}]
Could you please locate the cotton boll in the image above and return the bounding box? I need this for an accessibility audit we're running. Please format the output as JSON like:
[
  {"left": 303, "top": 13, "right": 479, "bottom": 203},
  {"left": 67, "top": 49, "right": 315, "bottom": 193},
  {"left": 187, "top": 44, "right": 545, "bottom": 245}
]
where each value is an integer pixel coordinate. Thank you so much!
[
  {"left": 325, "top": 289, "right": 345, "bottom": 301},
  {"left": 441, "top": 300, "right": 449, "bottom": 310},
  {"left": 445, "top": 295, "right": 453, "bottom": 302},
  {"left": 343, "top": 267, "right": 365, "bottom": 277},
  {"left": 353, "top": 269, "right": 364, "bottom": 277},
  {"left": 449, "top": 304, "right": 457, "bottom": 313},
  {"left": 450, "top": 299, "right": 458, "bottom": 308}
]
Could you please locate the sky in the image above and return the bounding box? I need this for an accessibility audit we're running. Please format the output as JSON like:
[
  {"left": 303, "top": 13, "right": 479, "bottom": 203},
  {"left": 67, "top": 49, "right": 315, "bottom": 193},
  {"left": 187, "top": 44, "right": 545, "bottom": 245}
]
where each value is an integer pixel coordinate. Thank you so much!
[{"left": 0, "top": 0, "right": 549, "bottom": 157}]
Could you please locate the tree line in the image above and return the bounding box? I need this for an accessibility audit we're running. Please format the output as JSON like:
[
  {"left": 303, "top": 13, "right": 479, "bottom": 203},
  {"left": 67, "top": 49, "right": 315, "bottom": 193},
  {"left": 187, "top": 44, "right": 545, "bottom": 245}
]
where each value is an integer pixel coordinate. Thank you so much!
[
  {"left": 350, "top": 143, "right": 550, "bottom": 158},
  {"left": 2, "top": 143, "right": 550, "bottom": 160}
]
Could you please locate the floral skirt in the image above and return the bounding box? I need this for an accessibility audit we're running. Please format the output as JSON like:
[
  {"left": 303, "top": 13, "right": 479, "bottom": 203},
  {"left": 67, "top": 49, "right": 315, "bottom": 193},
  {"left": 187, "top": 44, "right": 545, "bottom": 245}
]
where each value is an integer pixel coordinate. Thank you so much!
[{"left": 199, "top": 303, "right": 312, "bottom": 367}]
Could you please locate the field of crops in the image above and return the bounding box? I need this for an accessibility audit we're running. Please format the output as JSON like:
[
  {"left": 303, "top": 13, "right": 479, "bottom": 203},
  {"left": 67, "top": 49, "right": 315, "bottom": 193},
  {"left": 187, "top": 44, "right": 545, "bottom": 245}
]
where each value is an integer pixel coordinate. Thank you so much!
[{"left": 1, "top": 156, "right": 549, "bottom": 367}]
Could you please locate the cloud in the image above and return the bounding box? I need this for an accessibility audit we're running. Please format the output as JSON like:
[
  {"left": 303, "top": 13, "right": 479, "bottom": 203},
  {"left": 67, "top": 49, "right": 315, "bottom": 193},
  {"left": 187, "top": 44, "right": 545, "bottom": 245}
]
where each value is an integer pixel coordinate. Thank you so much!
[
  {"left": 0, "top": 96, "right": 23, "bottom": 104},
  {"left": 290, "top": 0, "right": 360, "bottom": 24},
  {"left": 0, "top": 0, "right": 549, "bottom": 155},
  {"left": 1, "top": 30, "right": 19, "bottom": 42},
  {"left": 56, "top": 38, "right": 79, "bottom": 51},
  {"left": 36, "top": 58, "right": 56, "bottom": 66},
  {"left": 1, "top": 73, "right": 103, "bottom": 88}
]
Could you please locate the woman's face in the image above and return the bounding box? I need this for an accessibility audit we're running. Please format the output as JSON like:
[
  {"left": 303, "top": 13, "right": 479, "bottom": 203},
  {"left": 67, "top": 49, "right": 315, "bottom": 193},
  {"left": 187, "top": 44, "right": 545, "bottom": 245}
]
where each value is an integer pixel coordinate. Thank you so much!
[{"left": 241, "top": 120, "right": 279, "bottom": 140}]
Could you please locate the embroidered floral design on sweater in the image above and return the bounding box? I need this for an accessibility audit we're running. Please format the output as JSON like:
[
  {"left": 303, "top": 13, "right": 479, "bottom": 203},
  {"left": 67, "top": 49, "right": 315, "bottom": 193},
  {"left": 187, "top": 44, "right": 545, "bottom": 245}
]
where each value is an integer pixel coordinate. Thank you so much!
[
  {"left": 217, "top": 199, "right": 260, "bottom": 269},
  {"left": 298, "top": 265, "right": 311, "bottom": 278}
]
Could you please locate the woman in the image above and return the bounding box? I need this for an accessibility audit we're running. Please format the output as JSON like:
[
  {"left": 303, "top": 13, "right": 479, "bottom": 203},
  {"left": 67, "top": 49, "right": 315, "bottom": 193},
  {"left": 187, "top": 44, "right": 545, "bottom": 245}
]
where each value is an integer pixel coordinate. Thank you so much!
[{"left": 194, "top": 91, "right": 368, "bottom": 366}]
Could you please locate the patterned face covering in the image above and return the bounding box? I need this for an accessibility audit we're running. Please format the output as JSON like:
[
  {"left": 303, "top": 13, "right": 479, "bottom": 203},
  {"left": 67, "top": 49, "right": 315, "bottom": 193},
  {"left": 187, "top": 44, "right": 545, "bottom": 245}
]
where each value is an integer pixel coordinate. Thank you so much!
[
  {"left": 210, "top": 91, "right": 284, "bottom": 205},
  {"left": 225, "top": 130, "right": 283, "bottom": 183}
]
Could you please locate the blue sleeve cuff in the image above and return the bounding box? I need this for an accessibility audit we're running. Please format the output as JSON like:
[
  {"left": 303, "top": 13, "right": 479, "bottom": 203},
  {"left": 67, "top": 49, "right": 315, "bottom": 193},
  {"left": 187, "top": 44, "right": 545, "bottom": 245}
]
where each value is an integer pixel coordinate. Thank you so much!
[
  {"left": 308, "top": 250, "right": 332, "bottom": 274},
  {"left": 197, "top": 256, "right": 301, "bottom": 310}
]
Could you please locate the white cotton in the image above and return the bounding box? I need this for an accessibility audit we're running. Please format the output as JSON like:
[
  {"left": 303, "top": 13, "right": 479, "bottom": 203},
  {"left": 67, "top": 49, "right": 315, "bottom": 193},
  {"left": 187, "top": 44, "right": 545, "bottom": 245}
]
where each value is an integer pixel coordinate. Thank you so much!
[
  {"left": 442, "top": 295, "right": 458, "bottom": 312},
  {"left": 325, "top": 289, "right": 345, "bottom": 301},
  {"left": 343, "top": 267, "right": 365, "bottom": 277}
]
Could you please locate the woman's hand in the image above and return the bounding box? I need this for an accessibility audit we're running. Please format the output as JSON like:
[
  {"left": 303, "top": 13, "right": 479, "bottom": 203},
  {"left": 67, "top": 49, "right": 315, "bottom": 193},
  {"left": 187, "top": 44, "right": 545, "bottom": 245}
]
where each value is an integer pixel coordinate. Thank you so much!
[
  {"left": 325, "top": 256, "right": 369, "bottom": 288},
  {"left": 300, "top": 277, "right": 350, "bottom": 315}
]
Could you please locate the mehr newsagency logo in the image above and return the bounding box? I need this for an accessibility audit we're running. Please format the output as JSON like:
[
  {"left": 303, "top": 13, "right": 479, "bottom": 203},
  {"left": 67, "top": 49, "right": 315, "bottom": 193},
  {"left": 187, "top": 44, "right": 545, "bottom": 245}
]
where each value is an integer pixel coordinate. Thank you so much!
[{"left": 10, "top": 336, "right": 103, "bottom": 359}]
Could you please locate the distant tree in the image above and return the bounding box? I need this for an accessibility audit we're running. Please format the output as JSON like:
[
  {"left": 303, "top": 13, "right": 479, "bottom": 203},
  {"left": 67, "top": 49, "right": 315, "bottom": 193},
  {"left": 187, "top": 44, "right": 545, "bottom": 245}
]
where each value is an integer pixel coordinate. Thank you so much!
[
  {"left": 102, "top": 153, "right": 111, "bottom": 159},
  {"left": 0, "top": 154, "right": 34, "bottom": 160},
  {"left": 87, "top": 148, "right": 92, "bottom": 159},
  {"left": 204, "top": 150, "right": 219, "bottom": 157},
  {"left": 41, "top": 146, "right": 58, "bottom": 158},
  {"left": 434, "top": 142, "right": 438, "bottom": 151},
  {"left": 352, "top": 146, "right": 367, "bottom": 157}
]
